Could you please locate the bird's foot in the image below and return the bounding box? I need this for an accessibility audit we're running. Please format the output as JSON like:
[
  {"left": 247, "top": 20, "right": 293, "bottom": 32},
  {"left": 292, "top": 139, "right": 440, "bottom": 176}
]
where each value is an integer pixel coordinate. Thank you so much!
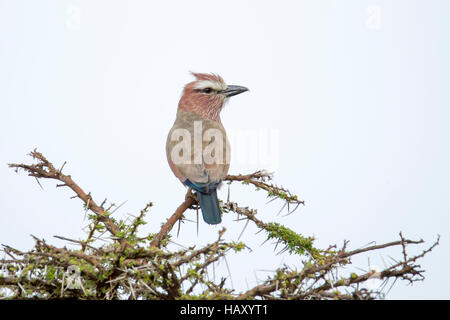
[{"left": 186, "top": 188, "right": 200, "bottom": 209}]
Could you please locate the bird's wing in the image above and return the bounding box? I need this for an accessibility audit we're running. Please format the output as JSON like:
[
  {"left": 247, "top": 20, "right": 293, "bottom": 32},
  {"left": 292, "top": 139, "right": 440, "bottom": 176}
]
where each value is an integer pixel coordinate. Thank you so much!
[{"left": 166, "top": 110, "right": 230, "bottom": 185}]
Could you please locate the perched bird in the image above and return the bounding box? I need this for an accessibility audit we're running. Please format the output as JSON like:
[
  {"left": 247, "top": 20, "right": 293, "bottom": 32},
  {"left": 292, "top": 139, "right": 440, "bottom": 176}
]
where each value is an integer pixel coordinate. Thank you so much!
[{"left": 166, "top": 72, "right": 248, "bottom": 224}]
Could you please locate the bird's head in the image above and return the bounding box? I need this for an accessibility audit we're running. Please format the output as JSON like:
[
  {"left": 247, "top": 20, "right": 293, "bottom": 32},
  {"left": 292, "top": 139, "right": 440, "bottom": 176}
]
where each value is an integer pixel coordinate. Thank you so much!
[{"left": 178, "top": 72, "right": 248, "bottom": 121}]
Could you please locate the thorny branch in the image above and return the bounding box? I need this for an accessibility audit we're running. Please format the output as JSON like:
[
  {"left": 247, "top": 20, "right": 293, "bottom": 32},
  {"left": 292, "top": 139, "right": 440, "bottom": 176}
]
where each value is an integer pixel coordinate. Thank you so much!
[
  {"left": 0, "top": 150, "right": 439, "bottom": 300},
  {"left": 8, "top": 149, "right": 127, "bottom": 250}
]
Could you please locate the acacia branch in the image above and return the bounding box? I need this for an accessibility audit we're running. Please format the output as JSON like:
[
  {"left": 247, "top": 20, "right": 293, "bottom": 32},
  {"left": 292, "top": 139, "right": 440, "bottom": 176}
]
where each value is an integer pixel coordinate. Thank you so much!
[
  {"left": 150, "top": 190, "right": 197, "bottom": 248},
  {"left": 2, "top": 150, "right": 439, "bottom": 300},
  {"left": 8, "top": 149, "right": 127, "bottom": 249},
  {"left": 225, "top": 171, "right": 305, "bottom": 210}
]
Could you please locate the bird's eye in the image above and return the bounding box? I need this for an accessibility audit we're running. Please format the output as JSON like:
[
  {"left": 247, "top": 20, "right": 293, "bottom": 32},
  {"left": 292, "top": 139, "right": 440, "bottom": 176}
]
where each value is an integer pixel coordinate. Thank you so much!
[{"left": 203, "top": 88, "right": 212, "bottom": 94}]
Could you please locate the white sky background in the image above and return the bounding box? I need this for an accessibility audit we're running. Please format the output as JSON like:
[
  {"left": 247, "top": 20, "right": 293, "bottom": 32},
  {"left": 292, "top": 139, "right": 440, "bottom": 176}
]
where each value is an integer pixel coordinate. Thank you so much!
[{"left": 0, "top": 0, "right": 449, "bottom": 299}]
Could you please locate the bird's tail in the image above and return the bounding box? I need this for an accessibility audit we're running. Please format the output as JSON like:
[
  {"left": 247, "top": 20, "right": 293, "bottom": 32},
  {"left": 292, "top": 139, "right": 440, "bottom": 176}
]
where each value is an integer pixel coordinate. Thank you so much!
[{"left": 197, "top": 189, "right": 222, "bottom": 225}]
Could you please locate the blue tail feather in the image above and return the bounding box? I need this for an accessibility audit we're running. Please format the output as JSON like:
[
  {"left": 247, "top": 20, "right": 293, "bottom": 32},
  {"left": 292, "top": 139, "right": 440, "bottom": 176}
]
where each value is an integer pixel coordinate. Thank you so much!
[
  {"left": 184, "top": 179, "right": 222, "bottom": 224},
  {"left": 196, "top": 189, "right": 222, "bottom": 225}
]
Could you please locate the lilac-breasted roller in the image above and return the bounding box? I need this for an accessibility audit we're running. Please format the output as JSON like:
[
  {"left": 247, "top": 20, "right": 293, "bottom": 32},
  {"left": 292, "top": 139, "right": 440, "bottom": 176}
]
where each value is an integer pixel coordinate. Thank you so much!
[{"left": 166, "top": 73, "right": 248, "bottom": 224}]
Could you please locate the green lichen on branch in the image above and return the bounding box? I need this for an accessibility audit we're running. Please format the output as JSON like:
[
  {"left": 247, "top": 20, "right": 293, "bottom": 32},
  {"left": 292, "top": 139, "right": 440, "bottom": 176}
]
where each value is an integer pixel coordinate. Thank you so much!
[{"left": 264, "top": 222, "right": 321, "bottom": 258}]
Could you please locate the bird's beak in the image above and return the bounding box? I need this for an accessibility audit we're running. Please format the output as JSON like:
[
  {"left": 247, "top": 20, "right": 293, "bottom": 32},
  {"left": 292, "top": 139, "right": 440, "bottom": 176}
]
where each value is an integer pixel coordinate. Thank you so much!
[{"left": 221, "top": 85, "right": 249, "bottom": 98}]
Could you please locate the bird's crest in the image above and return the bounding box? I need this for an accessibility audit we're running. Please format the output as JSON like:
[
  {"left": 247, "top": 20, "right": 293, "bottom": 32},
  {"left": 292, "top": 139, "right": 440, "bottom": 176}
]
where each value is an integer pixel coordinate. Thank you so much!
[
  {"left": 189, "top": 72, "right": 227, "bottom": 91},
  {"left": 190, "top": 72, "right": 225, "bottom": 84}
]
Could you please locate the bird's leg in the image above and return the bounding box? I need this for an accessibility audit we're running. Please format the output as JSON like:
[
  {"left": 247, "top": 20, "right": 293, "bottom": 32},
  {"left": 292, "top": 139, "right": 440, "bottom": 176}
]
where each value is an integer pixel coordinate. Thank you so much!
[
  {"left": 186, "top": 187, "right": 193, "bottom": 199},
  {"left": 186, "top": 187, "right": 199, "bottom": 208}
]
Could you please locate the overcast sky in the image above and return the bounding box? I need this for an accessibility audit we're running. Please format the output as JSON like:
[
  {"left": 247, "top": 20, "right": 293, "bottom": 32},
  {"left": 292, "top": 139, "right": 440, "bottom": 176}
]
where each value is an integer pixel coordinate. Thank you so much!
[{"left": 1, "top": 0, "right": 449, "bottom": 299}]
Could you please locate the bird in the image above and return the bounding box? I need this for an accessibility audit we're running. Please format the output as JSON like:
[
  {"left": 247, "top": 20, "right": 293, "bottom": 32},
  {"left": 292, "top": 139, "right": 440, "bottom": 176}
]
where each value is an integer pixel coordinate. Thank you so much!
[{"left": 166, "top": 72, "right": 248, "bottom": 225}]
